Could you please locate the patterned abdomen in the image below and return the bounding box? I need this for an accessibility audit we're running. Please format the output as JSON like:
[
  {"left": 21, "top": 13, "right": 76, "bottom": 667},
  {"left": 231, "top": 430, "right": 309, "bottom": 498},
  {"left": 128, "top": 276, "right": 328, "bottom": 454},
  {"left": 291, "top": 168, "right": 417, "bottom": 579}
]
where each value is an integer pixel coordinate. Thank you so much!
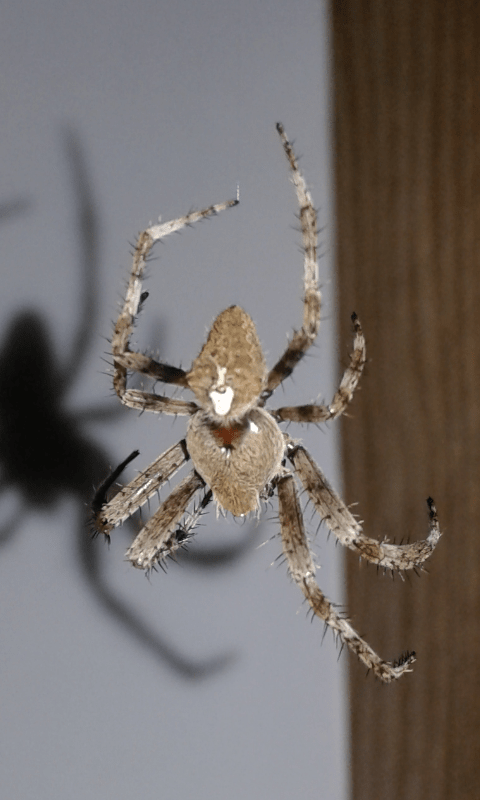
[{"left": 186, "top": 407, "right": 284, "bottom": 515}]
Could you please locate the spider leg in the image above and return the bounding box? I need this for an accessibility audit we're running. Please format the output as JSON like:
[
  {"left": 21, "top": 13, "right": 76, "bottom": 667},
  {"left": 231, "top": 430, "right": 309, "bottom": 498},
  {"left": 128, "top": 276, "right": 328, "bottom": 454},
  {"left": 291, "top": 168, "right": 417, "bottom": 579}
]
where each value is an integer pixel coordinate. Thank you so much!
[
  {"left": 261, "top": 124, "right": 321, "bottom": 404},
  {"left": 113, "top": 197, "right": 238, "bottom": 412},
  {"left": 92, "top": 448, "right": 141, "bottom": 521},
  {"left": 277, "top": 473, "right": 416, "bottom": 682},
  {"left": 93, "top": 439, "right": 190, "bottom": 536},
  {"left": 272, "top": 313, "right": 366, "bottom": 423},
  {"left": 287, "top": 440, "right": 441, "bottom": 571},
  {"left": 126, "top": 470, "right": 205, "bottom": 570},
  {"left": 172, "top": 488, "right": 213, "bottom": 544},
  {"left": 117, "top": 390, "right": 199, "bottom": 416}
]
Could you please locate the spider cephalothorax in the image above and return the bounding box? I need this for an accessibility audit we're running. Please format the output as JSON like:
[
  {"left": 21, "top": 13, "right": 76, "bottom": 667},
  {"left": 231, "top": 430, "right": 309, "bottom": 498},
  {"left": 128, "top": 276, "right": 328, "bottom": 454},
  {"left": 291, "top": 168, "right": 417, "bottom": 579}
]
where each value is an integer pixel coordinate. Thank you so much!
[{"left": 93, "top": 124, "right": 441, "bottom": 682}]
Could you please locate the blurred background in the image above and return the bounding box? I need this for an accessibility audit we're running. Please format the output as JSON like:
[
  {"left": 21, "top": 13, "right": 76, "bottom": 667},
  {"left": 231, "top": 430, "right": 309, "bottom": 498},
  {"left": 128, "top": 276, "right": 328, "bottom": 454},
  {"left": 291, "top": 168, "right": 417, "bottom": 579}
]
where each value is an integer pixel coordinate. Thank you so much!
[
  {"left": 333, "top": 4, "right": 480, "bottom": 799},
  {"left": 0, "top": 2, "right": 347, "bottom": 799}
]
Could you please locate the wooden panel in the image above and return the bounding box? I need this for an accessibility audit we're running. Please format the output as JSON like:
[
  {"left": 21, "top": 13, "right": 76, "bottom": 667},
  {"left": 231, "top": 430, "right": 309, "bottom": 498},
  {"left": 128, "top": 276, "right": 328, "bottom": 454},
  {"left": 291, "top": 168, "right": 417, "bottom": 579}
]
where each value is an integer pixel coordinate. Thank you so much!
[{"left": 332, "top": 3, "right": 480, "bottom": 798}]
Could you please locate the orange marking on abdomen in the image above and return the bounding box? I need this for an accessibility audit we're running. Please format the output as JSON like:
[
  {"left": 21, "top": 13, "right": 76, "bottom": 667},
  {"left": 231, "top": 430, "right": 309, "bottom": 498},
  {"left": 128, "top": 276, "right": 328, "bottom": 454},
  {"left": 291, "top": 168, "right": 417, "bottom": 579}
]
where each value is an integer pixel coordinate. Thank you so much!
[{"left": 212, "top": 425, "right": 243, "bottom": 447}]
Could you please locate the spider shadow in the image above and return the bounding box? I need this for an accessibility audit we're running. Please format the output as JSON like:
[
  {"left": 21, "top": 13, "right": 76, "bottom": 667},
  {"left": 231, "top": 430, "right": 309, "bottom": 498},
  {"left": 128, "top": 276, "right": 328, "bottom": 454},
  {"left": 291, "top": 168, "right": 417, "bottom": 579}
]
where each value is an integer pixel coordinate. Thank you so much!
[{"left": 0, "top": 127, "right": 256, "bottom": 679}]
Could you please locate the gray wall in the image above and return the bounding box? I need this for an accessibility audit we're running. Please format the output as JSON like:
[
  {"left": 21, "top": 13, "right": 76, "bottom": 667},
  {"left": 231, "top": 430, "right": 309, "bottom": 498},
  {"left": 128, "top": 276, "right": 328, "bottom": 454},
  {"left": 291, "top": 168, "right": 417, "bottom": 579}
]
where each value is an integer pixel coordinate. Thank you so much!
[{"left": 0, "top": 3, "right": 348, "bottom": 799}]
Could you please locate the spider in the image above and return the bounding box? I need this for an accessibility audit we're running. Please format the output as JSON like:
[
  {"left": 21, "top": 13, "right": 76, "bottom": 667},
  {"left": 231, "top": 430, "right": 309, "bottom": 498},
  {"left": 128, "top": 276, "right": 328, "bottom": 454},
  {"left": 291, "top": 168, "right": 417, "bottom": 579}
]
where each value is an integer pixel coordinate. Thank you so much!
[{"left": 93, "top": 123, "right": 441, "bottom": 683}]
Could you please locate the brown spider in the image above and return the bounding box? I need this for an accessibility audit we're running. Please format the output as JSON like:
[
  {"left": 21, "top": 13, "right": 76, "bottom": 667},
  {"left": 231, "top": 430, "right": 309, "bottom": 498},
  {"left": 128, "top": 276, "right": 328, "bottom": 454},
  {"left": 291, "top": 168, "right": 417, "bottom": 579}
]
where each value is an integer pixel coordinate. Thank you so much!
[{"left": 93, "top": 123, "right": 441, "bottom": 682}]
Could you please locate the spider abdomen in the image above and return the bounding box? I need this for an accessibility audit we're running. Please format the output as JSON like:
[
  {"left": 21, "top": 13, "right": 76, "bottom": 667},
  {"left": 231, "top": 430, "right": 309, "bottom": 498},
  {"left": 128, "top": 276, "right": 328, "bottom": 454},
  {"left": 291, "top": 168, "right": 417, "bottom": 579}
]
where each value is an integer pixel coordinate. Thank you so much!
[{"left": 186, "top": 407, "right": 284, "bottom": 516}]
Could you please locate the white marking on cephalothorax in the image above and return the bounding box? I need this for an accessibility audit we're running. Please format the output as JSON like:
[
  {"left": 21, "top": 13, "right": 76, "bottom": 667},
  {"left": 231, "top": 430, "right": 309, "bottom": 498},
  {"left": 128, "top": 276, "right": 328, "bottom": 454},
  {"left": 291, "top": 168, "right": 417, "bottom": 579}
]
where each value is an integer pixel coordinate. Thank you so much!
[
  {"left": 216, "top": 365, "right": 227, "bottom": 385},
  {"left": 210, "top": 386, "right": 234, "bottom": 415},
  {"left": 249, "top": 420, "right": 259, "bottom": 433}
]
